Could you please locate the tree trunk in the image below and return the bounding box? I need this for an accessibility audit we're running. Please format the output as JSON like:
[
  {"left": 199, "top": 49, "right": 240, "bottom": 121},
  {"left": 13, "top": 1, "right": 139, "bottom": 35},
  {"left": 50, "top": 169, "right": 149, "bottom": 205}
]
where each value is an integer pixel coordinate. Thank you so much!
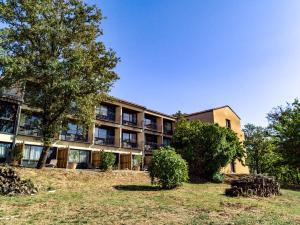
[{"left": 36, "top": 144, "right": 50, "bottom": 169}]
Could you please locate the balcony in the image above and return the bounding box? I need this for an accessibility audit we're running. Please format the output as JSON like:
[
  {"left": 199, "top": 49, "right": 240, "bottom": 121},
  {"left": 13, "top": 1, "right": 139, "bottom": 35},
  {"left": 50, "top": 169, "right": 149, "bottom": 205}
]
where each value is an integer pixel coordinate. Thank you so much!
[
  {"left": 144, "top": 142, "right": 159, "bottom": 153},
  {"left": 0, "top": 87, "right": 23, "bottom": 102},
  {"left": 96, "top": 114, "right": 116, "bottom": 123},
  {"left": 122, "top": 119, "right": 143, "bottom": 128},
  {"left": 94, "top": 136, "right": 115, "bottom": 146},
  {"left": 122, "top": 141, "right": 142, "bottom": 150},
  {"left": 60, "top": 133, "right": 87, "bottom": 142},
  {"left": 163, "top": 129, "right": 173, "bottom": 135},
  {"left": 18, "top": 126, "right": 42, "bottom": 137},
  {"left": 144, "top": 123, "right": 158, "bottom": 131}
]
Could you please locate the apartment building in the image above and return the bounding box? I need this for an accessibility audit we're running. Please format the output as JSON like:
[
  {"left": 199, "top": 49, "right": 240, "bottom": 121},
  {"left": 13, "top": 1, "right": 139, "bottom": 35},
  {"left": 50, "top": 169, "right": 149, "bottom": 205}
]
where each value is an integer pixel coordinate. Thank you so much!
[
  {"left": 0, "top": 91, "right": 175, "bottom": 170},
  {"left": 185, "top": 106, "right": 250, "bottom": 174},
  {"left": 0, "top": 89, "right": 249, "bottom": 173}
]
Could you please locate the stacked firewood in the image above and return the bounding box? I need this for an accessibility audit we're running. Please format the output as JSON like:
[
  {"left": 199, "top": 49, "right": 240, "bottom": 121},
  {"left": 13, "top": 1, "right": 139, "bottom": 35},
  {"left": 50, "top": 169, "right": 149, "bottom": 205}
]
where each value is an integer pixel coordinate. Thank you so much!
[
  {"left": 225, "top": 175, "right": 280, "bottom": 197},
  {"left": 0, "top": 167, "right": 38, "bottom": 196}
]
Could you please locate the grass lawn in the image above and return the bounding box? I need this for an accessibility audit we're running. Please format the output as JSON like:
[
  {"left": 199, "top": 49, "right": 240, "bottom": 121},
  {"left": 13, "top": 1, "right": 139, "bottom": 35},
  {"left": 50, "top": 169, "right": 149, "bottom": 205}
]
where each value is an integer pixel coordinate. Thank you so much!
[{"left": 0, "top": 167, "right": 300, "bottom": 225}]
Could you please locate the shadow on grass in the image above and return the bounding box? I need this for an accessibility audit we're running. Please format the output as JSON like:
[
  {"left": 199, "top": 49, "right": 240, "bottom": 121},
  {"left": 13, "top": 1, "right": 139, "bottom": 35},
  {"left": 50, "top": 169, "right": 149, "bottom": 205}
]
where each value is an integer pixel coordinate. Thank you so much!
[{"left": 114, "top": 185, "right": 161, "bottom": 191}]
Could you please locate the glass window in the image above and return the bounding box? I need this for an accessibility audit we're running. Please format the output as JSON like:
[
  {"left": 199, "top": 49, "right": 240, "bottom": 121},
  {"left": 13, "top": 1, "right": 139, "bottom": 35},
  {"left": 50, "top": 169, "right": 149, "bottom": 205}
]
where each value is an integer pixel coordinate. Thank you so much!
[
  {"left": 61, "top": 122, "right": 87, "bottom": 142},
  {"left": 19, "top": 113, "right": 41, "bottom": 136},
  {"left": 122, "top": 111, "right": 137, "bottom": 125},
  {"left": 163, "top": 121, "right": 173, "bottom": 134},
  {"left": 24, "top": 145, "right": 43, "bottom": 161},
  {"left": 69, "top": 149, "right": 90, "bottom": 164},
  {"left": 226, "top": 119, "right": 231, "bottom": 129},
  {"left": 122, "top": 132, "right": 137, "bottom": 143},
  {"left": 163, "top": 138, "right": 172, "bottom": 146},
  {"left": 0, "top": 101, "right": 17, "bottom": 134},
  {"left": 96, "top": 105, "right": 116, "bottom": 121},
  {"left": 0, "top": 142, "right": 10, "bottom": 158}
]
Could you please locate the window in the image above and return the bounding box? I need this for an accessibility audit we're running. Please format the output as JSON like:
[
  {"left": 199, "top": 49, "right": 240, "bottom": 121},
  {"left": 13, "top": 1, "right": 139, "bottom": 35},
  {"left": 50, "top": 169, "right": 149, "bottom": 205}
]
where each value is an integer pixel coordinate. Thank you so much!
[
  {"left": 145, "top": 134, "right": 158, "bottom": 151},
  {"left": 94, "top": 126, "right": 115, "bottom": 145},
  {"left": 0, "top": 101, "right": 17, "bottom": 134},
  {"left": 226, "top": 119, "right": 231, "bottom": 129},
  {"left": 23, "top": 145, "right": 56, "bottom": 162},
  {"left": 19, "top": 113, "right": 42, "bottom": 136},
  {"left": 0, "top": 142, "right": 11, "bottom": 159},
  {"left": 96, "top": 104, "right": 116, "bottom": 122},
  {"left": 230, "top": 161, "right": 236, "bottom": 173},
  {"left": 122, "top": 132, "right": 137, "bottom": 148},
  {"left": 122, "top": 110, "right": 137, "bottom": 126},
  {"left": 68, "top": 149, "right": 90, "bottom": 168},
  {"left": 144, "top": 115, "right": 157, "bottom": 130},
  {"left": 163, "top": 120, "right": 173, "bottom": 135},
  {"left": 60, "top": 122, "right": 87, "bottom": 142},
  {"left": 163, "top": 138, "right": 172, "bottom": 146}
]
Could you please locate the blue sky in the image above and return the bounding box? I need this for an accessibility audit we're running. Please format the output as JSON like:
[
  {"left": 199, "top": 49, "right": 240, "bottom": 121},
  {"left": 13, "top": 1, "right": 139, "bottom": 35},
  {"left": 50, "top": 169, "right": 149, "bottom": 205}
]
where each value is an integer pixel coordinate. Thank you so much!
[{"left": 86, "top": 0, "right": 300, "bottom": 126}]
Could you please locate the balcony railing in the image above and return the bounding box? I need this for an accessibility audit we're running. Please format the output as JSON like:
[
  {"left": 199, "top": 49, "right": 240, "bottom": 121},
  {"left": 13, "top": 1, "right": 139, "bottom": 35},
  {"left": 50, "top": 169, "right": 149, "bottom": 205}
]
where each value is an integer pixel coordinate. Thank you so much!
[
  {"left": 144, "top": 142, "right": 159, "bottom": 152},
  {"left": 96, "top": 114, "right": 116, "bottom": 123},
  {"left": 0, "top": 88, "right": 23, "bottom": 102},
  {"left": 163, "top": 129, "right": 173, "bottom": 135},
  {"left": 122, "top": 119, "right": 143, "bottom": 128},
  {"left": 94, "top": 137, "right": 115, "bottom": 146},
  {"left": 122, "top": 141, "right": 142, "bottom": 150},
  {"left": 144, "top": 123, "right": 158, "bottom": 131},
  {"left": 18, "top": 126, "right": 42, "bottom": 137},
  {"left": 60, "top": 133, "right": 87, "bottom": 142}
]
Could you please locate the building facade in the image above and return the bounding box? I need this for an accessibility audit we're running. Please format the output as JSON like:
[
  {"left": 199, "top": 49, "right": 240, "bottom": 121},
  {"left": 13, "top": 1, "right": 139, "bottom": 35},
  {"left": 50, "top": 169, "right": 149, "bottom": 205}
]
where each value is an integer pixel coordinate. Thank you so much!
[
  {"left": 0, "top": 92, "right": 175, "bottom": 170},
  {"left": 0, "top": 91, "right": 248, "bottom": 173}
]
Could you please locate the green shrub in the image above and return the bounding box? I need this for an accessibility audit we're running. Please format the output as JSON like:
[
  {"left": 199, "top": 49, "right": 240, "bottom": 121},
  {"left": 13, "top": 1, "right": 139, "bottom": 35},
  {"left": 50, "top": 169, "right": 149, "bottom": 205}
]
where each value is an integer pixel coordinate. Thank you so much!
[
  {"left": 100, "top": 152, "right": 116, "bottom": 171},
  {"left": 212, "top": 172, "right": 224, "bottom": 183},
  {"left": 11, "top": 145, "right": 23, "bottom": 161},
  {"left": 149, "top": 146, "right": 189, "bottom": 189},
  {"left": 133, "top": 155, "right": 142, "bottom": 170}
]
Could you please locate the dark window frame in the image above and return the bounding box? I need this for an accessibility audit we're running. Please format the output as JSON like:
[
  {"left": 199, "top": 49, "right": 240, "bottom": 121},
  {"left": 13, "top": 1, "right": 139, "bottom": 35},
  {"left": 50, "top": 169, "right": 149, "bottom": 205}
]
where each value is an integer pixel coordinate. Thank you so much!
[
  {"left": 18, "top": 112, "right": 42, "bottom": 137},
  {"left": 94, "top": 126, "right": 115, "bottom": 146},
  {"left": 0, "top": 101, "right": 17, "bottom": 134}
]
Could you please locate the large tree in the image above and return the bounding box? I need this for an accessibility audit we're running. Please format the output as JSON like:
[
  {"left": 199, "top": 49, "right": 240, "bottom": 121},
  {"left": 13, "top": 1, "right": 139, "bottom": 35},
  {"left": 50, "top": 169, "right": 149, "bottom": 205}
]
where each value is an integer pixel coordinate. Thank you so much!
[
  {"left": 243, "top": 124, "right": 277, "bottom": 174},
  {"left": 267, "top": 99, "right": 300, "bottom": 170},
  {"left": 0, "top": 0, "right": 119, "bottom": 168},
  {"left": 172, "top": 120, "right": 245, "bottom": 179}
]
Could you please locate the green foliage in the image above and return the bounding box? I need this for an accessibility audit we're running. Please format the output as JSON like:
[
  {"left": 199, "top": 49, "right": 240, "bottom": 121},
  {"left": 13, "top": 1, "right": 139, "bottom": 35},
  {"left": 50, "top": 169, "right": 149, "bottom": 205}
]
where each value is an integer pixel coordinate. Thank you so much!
[
  {"left": 149, "top": 146, "right": 189, "bottom": 189},
  {"left": 212, "top": 172, "right": 224, "bottom": 183},
  {"left": 133, "top": 155, "right": 142, "bottom": 167},
  {"left": 243, "top": 124, "right": 276, "bottom": 174},
  {"left": 0, "top": 0, "right": 119, "bottom": 168},
  {"left": 172, "top": 120, "right": 244, "bottom": 180},
  {"left": 100, "top": 152, "right": 116, "bottom": 171},
  {"left": 267, "top": 99, "right": 300, "bottom": 170},
  {"left": 242, "top": 99, "right": 300, "bottom": 185}
]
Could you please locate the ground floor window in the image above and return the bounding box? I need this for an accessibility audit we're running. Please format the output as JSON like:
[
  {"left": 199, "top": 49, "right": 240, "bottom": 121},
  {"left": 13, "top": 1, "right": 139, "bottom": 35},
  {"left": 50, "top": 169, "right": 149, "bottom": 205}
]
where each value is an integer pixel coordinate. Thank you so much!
[
  {"left": 68, "top": 149, "right": 90, "bottom": 168},
  {"left": 0, "top": 142, "right": 11, "bottom": 162},
  {"left": 23, "top": 145, "right": 57, "bottom": 167}
]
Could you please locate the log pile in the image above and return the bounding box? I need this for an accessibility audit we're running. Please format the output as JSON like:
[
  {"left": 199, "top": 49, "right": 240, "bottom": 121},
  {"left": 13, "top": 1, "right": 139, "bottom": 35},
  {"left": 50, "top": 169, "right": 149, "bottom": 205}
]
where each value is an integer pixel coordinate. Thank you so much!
[
  {"left": 0, "top": 167, "right": 38, "bottom": 196},
  {"left": 225, "top": 175, "right": 280, "bottom": 197}
]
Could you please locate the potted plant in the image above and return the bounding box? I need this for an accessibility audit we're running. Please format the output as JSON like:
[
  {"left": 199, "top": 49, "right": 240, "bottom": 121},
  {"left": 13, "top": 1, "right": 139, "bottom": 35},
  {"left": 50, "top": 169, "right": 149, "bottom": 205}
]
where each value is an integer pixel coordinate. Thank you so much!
[
  {"left": 10, "top": 145, "right": 23, "bottom": 166},
  {"left": 132, "top": 155, "right": 142, "bottom": 171},
  {"left": 68, "top": 150, "right": 79, "bottom": 169}
]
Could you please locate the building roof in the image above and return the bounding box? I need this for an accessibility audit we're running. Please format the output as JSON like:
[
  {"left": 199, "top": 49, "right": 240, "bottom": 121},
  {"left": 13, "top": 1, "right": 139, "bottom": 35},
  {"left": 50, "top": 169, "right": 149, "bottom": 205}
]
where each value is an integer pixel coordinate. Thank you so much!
[
  {"left": 186, "top": 105, "right": 241, "bottom": 120},
  {"left": 107, "top": 96, "right": 175, "bottom": 119}
]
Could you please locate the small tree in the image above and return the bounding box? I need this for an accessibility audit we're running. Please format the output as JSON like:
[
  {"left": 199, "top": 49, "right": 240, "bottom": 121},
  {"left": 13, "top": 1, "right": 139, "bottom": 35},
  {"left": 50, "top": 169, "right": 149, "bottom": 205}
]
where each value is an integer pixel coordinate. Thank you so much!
[
  {"left": 100, "top": 152, "right": 116, "bottom": 171},
  {"left": 0, "top": 1, "right": 119, "bottom": 168},
  {"left": 172, "top": 120, "right": 245, "bottom": 180},
  {"left": 149, "top": 146, "right": 189, "bottom": 189}
]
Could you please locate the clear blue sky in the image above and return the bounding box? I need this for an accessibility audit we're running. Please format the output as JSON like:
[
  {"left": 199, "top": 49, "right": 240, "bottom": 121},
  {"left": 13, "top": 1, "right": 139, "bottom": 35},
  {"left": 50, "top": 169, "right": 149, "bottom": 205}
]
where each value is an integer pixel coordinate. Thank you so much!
[{"left": 86, "top": 0, "right": 300, "bottom": 127}]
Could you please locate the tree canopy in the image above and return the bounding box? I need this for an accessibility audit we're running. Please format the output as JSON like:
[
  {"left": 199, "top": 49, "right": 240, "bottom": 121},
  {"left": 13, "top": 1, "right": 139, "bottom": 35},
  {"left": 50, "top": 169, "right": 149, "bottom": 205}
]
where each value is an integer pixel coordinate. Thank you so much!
[
  {"left": 267, "top": 99, "right": 300, "bottom": 170},
  {"left": 172, "top": 120, "right": 245, "bottom": 179},
  {"left": 0, "top": 0, "right": 119, "bottom": 168}
]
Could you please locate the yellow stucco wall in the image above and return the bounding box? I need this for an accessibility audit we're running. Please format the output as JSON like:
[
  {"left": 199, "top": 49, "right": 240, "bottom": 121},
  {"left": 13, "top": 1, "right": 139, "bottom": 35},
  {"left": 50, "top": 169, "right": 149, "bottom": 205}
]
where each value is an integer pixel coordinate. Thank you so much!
[{"left": 213, "top": 107, "right": 249, "bottom": 174}]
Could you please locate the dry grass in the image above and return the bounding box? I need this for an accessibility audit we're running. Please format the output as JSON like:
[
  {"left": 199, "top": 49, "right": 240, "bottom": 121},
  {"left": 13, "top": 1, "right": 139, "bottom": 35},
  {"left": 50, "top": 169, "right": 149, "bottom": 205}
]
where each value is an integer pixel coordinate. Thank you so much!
[{"left": 0, "top": 167, "right": 300, "bottom": 225}]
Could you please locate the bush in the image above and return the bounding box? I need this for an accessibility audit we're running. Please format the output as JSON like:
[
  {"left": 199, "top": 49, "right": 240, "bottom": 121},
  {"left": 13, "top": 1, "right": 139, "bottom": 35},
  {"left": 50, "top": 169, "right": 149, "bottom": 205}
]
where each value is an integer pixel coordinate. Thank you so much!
[
  {"left": 212, "top": 172, "right": 224, "bottom": 183},
  {"left": 100, "top": 152, "right": 116, "bottom": 171},
  {"left": 11, "top": 144, "right": 23, "bottom": 161},
  {"left": 172, "top": 120, "right": 245, "bottom": 180},
  {"left": 149, "top": 146, "right": 189, "bottom": 189},
  {"left": 133, "top": 155, "right": 142, "bottom": 170}
]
